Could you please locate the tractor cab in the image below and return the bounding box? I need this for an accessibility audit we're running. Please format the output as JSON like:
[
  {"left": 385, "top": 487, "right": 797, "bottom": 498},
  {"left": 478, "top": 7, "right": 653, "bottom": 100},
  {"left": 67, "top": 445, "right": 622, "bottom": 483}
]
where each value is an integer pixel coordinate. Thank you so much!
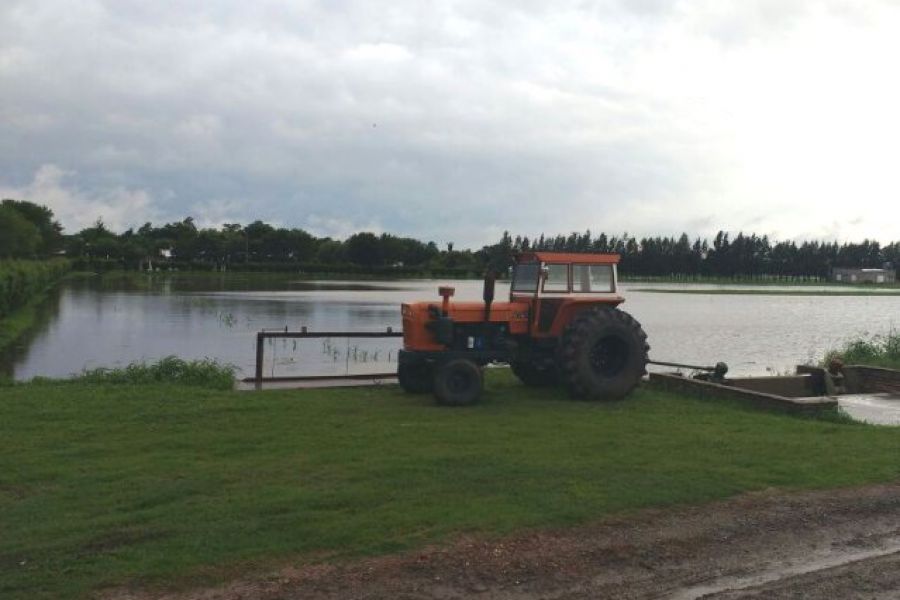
[
  {"left": 510, "top": 251, "right": 621, "bottom": 298},
  {"left": 510, "top": 252, "right": 624, "bottom": 336}
]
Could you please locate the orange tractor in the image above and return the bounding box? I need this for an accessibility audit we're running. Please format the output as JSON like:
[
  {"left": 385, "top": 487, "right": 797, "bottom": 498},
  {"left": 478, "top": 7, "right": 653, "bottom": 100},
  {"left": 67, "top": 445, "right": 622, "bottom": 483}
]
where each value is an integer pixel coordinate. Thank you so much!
[{"left": 398, "top": 251, "right": 649, "bottom": 405}]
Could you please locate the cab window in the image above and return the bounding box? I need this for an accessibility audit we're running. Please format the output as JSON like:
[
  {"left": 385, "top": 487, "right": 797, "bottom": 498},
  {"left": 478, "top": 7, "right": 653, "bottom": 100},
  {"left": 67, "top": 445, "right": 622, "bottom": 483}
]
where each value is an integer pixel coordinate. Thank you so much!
[
  {"left": 573, "top": 264, "right": 614, "bottom": 293},
  {"left": 511, "top": 262, "right": 540, "bottom": 293},
  {"left": 542, "top": 264, "right": 569, "bottom": 293}
]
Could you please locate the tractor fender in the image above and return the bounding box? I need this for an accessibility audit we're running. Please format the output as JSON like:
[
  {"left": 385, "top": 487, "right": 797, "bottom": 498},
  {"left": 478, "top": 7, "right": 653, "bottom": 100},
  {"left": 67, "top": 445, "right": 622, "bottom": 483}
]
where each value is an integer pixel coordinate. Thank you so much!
[{"left": 549, "top": 298, "right": 624, "bottom": 337}]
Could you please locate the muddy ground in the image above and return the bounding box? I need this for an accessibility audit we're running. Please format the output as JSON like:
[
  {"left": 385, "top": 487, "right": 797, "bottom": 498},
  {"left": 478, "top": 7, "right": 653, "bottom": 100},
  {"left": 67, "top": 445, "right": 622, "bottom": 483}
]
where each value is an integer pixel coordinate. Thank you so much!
[{"left": 111, "top": 482, "right": 900, "bottom": 600}]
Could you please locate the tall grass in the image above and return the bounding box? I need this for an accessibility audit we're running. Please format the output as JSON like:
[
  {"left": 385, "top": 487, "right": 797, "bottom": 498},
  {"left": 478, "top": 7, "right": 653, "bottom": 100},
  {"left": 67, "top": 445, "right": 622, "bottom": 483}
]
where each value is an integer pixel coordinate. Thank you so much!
[
  {"left": 826, "top": 332, "right": 900, "bottom": 370},
  {"left": 74, "top": 356, "right": 236, "bottom": 390},
  {"left": 0, "top": 259, "right": 71, "bottom": 319}
]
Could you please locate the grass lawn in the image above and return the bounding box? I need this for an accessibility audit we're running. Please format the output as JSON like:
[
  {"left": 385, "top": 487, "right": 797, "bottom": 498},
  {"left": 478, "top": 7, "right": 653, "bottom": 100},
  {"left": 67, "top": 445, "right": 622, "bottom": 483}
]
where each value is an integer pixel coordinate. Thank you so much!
[{"left": 2, "top": 371, "right": 900, "bottom": 599}]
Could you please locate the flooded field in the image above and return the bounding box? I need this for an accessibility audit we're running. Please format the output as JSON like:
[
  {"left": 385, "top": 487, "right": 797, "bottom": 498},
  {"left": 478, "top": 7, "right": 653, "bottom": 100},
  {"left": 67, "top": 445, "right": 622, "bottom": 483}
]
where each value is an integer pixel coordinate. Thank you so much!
[{"left": 3, "top": 274, "right": 899, "bottom": 381}]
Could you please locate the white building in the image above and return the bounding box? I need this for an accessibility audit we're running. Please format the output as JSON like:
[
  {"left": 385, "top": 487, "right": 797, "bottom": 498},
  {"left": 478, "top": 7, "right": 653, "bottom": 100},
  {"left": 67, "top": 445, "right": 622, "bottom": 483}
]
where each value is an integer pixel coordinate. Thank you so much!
[{"left": 832, "top": 267, "right": 896, "bottom": 284}]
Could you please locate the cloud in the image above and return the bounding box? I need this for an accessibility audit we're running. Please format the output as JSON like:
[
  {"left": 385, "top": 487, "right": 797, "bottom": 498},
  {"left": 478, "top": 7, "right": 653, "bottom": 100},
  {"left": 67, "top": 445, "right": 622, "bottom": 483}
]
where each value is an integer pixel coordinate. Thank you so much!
[
  {"left": 1, "top": 1, "right": 899, "bottom": 245},
  {"left": 0, "top": 164, "right": 159, "bottom": 231}
]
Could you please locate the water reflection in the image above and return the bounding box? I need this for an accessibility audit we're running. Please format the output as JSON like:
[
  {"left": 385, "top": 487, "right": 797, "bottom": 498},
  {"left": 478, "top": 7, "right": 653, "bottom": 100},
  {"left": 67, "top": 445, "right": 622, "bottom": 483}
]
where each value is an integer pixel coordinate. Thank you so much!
[{"left": 0, "top": 286, "right": 63, "bottom": 378}]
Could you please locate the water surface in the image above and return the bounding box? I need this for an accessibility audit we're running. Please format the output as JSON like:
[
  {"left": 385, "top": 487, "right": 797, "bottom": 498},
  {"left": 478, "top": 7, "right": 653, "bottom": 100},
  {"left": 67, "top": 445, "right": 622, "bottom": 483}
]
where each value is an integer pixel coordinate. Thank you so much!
[{"left": 4, "top": 274, "right": 899, "bottom": 380}]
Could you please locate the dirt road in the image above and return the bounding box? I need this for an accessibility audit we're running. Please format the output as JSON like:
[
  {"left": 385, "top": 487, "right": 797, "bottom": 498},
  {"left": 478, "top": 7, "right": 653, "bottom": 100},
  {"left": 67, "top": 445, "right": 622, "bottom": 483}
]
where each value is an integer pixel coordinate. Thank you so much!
[{"left": 113, "top": 482, "right": 900, "bottom": 599}]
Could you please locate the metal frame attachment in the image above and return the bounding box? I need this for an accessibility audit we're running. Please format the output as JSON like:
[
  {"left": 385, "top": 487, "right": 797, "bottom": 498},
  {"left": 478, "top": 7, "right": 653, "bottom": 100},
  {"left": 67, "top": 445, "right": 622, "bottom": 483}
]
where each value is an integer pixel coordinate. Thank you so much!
[{"left": 246, "top": 326, "right": 403, "bottom": 385}]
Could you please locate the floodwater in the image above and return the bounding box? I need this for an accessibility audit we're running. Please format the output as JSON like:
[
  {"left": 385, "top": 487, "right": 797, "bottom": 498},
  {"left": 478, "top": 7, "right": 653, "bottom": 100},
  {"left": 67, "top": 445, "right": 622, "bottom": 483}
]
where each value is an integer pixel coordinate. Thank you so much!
[
  {"left": 837, "top": 393, "right": 900, "bottom": 426},
  {"left": 2, "top": 274, "right": 899, "bottom": 382}
]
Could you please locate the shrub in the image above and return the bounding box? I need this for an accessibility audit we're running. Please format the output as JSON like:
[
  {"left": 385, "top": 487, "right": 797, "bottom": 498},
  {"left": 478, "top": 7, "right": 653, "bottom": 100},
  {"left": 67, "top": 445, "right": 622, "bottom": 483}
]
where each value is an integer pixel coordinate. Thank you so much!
[
  {"left": 825, "top": 332, "right": 900, "bottom": 370},
  {"left": 76, "top": 356, "right": 236, "bottom": 390}
]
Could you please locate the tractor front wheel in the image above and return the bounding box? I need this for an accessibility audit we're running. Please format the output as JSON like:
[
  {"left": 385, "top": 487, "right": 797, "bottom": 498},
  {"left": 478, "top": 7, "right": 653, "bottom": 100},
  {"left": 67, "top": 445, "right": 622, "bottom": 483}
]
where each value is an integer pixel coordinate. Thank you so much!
[
  {"left": 434, "top": 359, "right": 483, "bottom": 406},
  {"left": 557, "top": 307, "right": 649, "bottom": 400},
  {"left": 398, "top": 362, "right": 433, "bottom": 394}
]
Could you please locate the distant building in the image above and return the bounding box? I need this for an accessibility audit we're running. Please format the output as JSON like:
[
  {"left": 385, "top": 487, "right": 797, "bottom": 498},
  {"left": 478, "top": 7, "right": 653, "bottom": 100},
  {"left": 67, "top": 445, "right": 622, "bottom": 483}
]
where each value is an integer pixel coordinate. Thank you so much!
[{"left": 832, "top": 267, "right": 896, "bottom": 284}]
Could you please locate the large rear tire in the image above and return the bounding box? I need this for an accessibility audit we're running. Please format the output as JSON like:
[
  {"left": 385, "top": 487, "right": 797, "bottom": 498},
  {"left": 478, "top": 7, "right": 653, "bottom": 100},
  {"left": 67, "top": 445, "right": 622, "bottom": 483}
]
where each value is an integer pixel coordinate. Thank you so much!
[
  {"left": 433, "top": 359, "right": 483, "bottom": 406},
  {"left": 398, "top": 362, "right": 433, "bottom": 394},
  {"left": 557, "top": 308, "right": 649, "bottom": 400},
  {"left": 510, "top": 360, "right": 558, "bottom": 387}
]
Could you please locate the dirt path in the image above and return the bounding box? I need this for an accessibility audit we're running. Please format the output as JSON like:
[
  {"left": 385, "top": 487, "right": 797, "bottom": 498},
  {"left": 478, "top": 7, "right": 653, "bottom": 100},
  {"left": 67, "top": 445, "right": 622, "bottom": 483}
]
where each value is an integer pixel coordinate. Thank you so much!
[{"left": 111, "top": 482, "right": 900, "bottom": 600}]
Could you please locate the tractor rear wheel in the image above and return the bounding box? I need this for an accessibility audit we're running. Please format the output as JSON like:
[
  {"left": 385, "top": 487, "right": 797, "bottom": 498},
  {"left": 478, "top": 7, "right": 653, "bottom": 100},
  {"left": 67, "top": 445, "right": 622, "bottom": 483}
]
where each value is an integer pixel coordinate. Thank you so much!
[
  {"left": 557, "top": 307, "right": 649, "bottom": 400},
  {"left": 510, "top": 360, "right": 558, "bottom": 387},
  {"left": 434, "top": 359, "right": 483, "bottom": 406},
  {"left": 398, "top": 362, "right": 433, "bottom": 394}
]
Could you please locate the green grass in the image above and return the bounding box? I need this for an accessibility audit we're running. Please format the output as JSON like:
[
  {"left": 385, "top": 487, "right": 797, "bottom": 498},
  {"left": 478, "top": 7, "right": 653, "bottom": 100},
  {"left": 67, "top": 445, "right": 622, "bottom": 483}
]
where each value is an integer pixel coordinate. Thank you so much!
[
  {"left": 826, "top": 332, "right": 900, "bottom": 370},
  {"left": 0, "top": 260, "right": 70, "bottom": 354},
  {"left": 633, "top": 287, "right": 900, "bottom": 296},
  {"left": 0, "top": 259, "right": 71, "bottom": 319},
  {"left": 0, "top": 298, "right": 47, "bottom": 353},
  {"left": 2, "top": 370, "right": 899, "bottom": 599},
  {"left": 71, "top": 356, "right": 237, "bottom": 390},
  {"left": 71, "top": 268, "right": 485, "bottom": 284},
  {"left": 621, "top": 275, "right": 900, "bottom": 287}
]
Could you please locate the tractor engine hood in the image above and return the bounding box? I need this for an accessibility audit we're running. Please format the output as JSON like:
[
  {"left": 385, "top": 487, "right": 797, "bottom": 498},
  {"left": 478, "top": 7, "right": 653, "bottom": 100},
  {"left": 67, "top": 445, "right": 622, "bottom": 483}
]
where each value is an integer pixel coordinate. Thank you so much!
[{"left": 401, "top": 301, "right": 530, "bottom": 351}]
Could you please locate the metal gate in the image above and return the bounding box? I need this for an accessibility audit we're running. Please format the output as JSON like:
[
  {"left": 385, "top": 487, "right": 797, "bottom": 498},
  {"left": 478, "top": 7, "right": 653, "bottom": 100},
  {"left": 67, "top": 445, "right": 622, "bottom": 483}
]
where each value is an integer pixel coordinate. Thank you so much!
[{"left": 245, "top": 326, "right": 403, "bottom": 385}]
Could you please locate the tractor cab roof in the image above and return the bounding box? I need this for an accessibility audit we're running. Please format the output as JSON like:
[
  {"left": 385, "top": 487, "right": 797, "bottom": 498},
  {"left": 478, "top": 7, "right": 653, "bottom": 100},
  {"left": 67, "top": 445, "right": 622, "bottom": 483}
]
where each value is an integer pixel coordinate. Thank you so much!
[{"left": 516, "top": 251, "right": 620, "bottom": 265}]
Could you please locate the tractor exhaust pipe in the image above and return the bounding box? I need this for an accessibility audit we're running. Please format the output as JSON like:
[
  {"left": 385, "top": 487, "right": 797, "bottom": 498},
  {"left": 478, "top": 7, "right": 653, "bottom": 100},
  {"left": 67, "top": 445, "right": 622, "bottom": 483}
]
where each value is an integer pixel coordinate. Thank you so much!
[
  {"left": 438, "top": 286, "right": 455, "bottom": 316},
  {"left": 482, "top": 271, "right": 496, "bottom": 322}
]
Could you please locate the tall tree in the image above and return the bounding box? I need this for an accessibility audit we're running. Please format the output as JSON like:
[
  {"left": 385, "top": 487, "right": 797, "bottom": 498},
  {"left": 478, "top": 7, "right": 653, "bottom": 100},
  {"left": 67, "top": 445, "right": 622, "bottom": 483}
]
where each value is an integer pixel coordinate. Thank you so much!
[
  {"left": 0, "top": 204, "right": 41, "bottom": 257},
  {"left": 1, "top": 199, "right": 63, "bottom": 254}
]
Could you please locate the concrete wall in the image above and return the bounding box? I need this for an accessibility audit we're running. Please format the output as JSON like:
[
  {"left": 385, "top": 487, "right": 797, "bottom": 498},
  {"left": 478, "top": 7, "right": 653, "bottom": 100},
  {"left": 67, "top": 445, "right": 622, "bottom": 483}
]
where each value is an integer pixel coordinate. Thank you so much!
[
  {"left": 796, "top": 365, "right": 827, "bottom": 394},
  {"left": 648, "top": 373, "right": 837, "bottom": 414},
  {"left": 725, "top": 374, "right": 821, "bottom": 398},
  {"left": 843, "top": 365, "right": 900, "bottom": 394}
]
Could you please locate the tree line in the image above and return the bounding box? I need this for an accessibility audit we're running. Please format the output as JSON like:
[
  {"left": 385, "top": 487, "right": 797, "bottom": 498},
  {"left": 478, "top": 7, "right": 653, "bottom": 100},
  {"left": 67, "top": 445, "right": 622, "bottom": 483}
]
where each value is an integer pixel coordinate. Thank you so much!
[
  {"left": 511, "top": 231, "right": 899, "bottom": 279},
  {"left": 1, "top": 198, "right": 898, "bottom": 279}
]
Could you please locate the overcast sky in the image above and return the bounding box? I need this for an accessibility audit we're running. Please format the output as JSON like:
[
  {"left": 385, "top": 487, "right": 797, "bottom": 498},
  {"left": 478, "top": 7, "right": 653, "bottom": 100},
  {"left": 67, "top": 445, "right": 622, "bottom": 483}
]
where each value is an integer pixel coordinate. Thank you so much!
[{"left": 2, "top": 1, "right": 899, "bottom": 247}]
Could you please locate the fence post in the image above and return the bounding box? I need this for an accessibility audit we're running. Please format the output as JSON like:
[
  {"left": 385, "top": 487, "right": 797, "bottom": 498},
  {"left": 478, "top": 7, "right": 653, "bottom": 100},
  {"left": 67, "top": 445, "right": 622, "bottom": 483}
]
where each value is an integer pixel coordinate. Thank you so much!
[{"left": 255, "top": 332, "right": 265, "bottom": 386}]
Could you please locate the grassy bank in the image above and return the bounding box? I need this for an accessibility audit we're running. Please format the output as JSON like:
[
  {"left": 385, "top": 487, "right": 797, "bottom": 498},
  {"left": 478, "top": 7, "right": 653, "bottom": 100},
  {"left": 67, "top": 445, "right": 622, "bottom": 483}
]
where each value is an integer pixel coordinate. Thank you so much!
[
  {"left": 621, "top": 274, "right": 900, "bottom": 288},
  {"left": 620, "top": 274, "right": 837, "bottom": 285},
  {"left": 2, "top": 369, "right": 899, "bottom": 599},
  {"left": 73, "top": 258, "right": 484, "bottom": 279},
  {"left": 73, "top": 356, "right": 236, "bottom": 389},
  {"left": 65, "top": 269, "right": 490, "bottom": 294},
  {"left": 827, "top": 332, "right": 900, "bottom": 370},
  {"left": 0, "top": 296, "right": 56, "bottom": 359},
  {"left": 0, "top": 260, "right": 71, "bottom": 353},
  {"left": 632, "top": 287, "right": 900, "bottom": 296},
  {"left": 0, "top": 259, "right": 71, "bottom": 319}
]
